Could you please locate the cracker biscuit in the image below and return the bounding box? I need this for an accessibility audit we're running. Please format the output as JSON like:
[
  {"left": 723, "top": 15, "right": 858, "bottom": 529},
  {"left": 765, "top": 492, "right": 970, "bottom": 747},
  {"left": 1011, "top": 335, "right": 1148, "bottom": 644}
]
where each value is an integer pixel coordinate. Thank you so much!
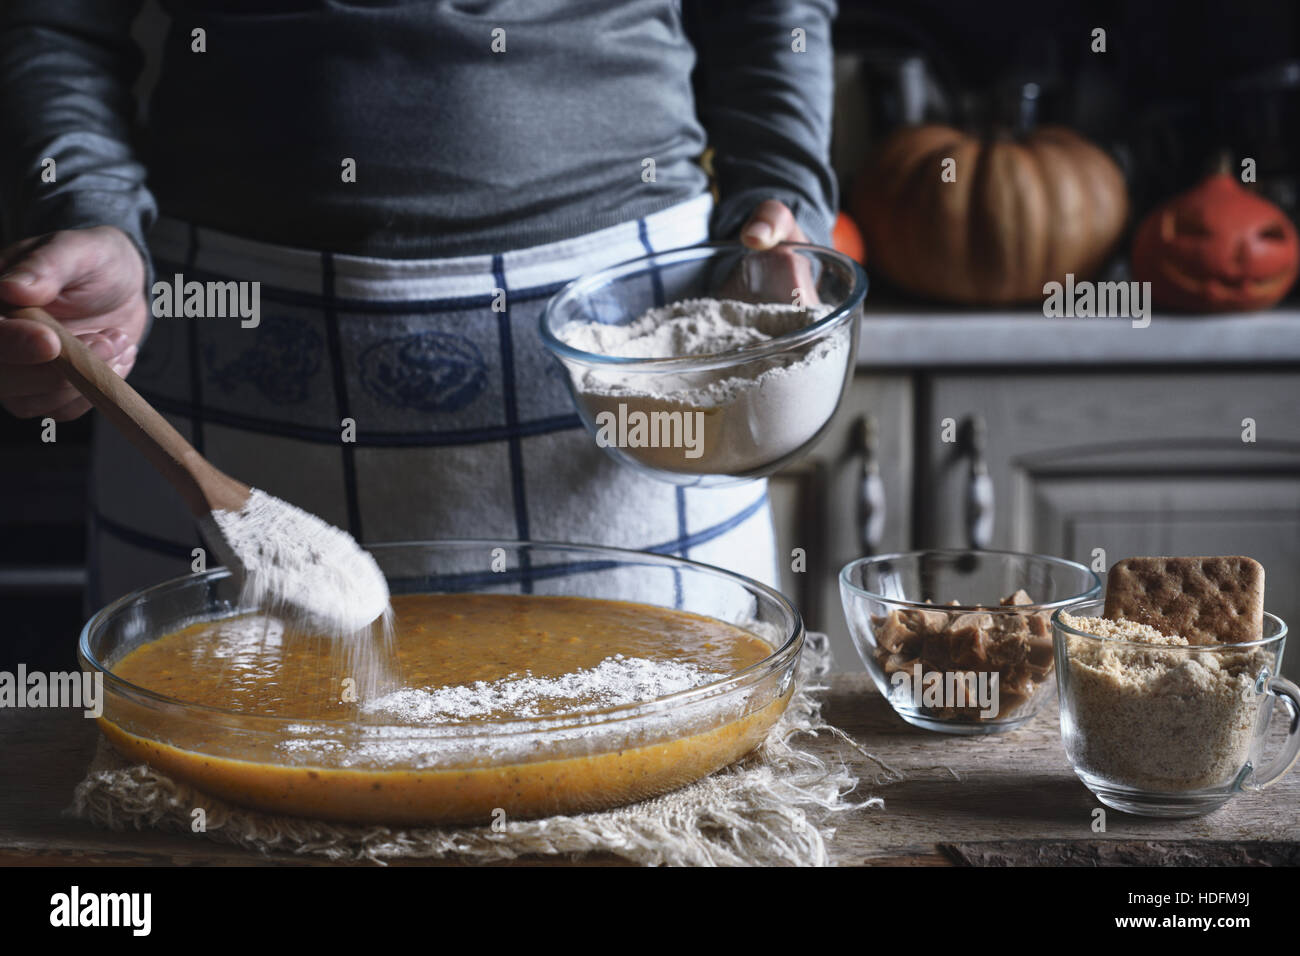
[{"left": 1103, "top": 555, "right": 1264, "bottom": 645}]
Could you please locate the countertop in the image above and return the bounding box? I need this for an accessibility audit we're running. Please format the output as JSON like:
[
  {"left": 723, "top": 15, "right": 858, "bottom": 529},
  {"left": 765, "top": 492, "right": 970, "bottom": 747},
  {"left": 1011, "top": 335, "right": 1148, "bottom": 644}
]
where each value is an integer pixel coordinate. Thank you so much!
[
  {"left": 856, "top": 304, "right": 1300, "bottom": 368},
  {"left": 3, "top": 673, "right": 1295, "bottom": 866}
]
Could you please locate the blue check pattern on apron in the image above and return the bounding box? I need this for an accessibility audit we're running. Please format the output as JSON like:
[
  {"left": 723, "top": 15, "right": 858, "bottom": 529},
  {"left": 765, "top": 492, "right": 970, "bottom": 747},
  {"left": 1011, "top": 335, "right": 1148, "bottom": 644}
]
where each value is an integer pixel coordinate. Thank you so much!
[{"left": 86, "top": 194, "right": 778, "bottom": 609}]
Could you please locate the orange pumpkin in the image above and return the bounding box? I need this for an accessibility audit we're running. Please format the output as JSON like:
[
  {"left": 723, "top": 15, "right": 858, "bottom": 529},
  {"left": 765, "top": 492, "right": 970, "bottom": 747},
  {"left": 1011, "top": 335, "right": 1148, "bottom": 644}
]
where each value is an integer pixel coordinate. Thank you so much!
[
  {"left": 1131, "top": 172, "right": 1299, "bottom": 312},
  {"left": 852, "top": 124, "right": 1128, "bottom": 304},
  {"left": 831, "top": 210, "right": 866, "bottom": 264}
]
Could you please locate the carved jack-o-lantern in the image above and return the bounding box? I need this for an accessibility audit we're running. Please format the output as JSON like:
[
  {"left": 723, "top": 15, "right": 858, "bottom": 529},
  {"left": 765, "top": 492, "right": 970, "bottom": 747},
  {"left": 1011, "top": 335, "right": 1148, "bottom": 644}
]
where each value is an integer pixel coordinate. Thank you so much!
[{"left": 1132, "top": 173, "right": 1299, "bottom": 312}]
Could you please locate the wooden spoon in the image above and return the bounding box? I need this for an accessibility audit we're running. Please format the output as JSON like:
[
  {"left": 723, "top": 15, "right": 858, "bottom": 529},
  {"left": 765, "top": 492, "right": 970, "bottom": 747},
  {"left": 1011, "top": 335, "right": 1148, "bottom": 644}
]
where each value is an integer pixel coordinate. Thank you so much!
[
  {"left": 14, "top": 306, "right": 251, "bottom": 515},
  {"left": 11, "top": 306, "right": 389, "bottom": 633}
]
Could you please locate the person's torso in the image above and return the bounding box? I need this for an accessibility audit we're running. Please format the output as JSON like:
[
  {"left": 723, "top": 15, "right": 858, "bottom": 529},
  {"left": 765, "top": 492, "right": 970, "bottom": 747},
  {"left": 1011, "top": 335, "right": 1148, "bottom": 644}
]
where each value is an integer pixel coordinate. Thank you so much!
[{"left": 146, "top": 0, "right": 711, "bottom": 257}]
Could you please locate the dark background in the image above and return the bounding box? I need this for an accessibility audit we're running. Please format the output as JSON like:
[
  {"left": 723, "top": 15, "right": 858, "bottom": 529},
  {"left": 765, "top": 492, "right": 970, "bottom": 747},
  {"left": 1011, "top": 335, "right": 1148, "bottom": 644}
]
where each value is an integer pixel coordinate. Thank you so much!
[
  {"left": 3, "top": 0, "right": 1298, "bottom": 672},
  {"left": 834, "top": 0, "right": 1299, "bottom": 214}
]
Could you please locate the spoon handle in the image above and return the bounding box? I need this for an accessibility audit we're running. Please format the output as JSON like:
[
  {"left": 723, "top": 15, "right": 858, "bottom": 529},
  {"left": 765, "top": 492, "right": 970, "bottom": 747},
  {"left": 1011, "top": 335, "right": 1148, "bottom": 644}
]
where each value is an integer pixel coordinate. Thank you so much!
[{"left": 10, "top": 306, "right": 250, "bottom": 515}]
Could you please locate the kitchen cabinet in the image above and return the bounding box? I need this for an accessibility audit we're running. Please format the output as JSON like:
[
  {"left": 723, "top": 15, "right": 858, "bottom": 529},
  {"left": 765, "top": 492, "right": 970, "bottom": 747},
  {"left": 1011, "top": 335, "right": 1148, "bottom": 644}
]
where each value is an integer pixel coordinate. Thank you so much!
[
  {"left": 771, "top": 373, "right": 912, "bottom": 664},
  {"left": 0, "top": 416, "right": 92, "bottom": 673},
  {"left": 772, "top": 311, "right": 1300, "bottom": 680}
]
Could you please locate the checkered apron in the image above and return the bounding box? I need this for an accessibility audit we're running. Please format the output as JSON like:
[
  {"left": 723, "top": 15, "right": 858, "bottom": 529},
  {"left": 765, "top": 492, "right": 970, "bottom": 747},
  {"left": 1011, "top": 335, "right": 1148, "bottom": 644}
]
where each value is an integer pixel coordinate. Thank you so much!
[{"left": 86, "top": 194, "right": 778, "bottom": 609}]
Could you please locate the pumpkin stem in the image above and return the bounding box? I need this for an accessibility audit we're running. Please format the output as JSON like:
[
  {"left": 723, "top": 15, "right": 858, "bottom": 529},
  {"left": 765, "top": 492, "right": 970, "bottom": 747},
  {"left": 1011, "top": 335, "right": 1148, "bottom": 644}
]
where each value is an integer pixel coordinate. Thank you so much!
[
  {"left": 997, "top": 80, "right": 1042, "bottom": 136},
  {"left": 1212, "top": 150, "right": 1234, "bottom": 177}
]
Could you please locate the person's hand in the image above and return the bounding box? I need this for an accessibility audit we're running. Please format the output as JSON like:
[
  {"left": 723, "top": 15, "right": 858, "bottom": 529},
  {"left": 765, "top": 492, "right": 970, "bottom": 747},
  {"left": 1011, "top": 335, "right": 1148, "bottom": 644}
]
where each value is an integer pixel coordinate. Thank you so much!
[
  {"left": 0, "top": 226, "right": 148, "bottom": 420},
  {"left": 735, "top": 199, "right": 821, "bottom": 307},
  {"left": 739, "top": 198, "right": 810, "bottom": 249}
]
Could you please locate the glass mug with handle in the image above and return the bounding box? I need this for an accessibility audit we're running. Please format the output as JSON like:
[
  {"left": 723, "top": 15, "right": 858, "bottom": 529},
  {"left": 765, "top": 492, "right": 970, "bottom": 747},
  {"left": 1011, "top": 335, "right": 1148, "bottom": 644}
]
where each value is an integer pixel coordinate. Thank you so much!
[{"left": 1052, "top": 600, "right": 1300, "bottom": 817}]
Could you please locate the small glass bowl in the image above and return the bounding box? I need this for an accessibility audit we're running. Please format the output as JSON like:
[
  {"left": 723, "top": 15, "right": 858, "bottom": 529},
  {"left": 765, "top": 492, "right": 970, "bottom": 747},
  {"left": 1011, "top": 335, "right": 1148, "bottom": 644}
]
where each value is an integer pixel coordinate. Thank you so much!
[
  {"left": 540, "top": 241, "right": 867, "bottom": 487},
  {"left": 1054, "top": 599, "right": 1300, "bottom": 818},
  {"left": 78, "top": 541, "right": 804, "bottom": 825},
  {"left": 840, "top": 549, "right": 1101, "bottom": 734}
]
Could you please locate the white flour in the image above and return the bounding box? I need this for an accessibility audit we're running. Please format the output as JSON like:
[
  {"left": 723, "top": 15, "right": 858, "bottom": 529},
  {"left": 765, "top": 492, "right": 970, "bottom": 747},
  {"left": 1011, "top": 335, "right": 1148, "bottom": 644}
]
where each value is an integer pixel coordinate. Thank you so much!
[
  {"left": 363, "top": 654, "right": 723, "bottom": 723},
  {"left": 278, "top": 618, "right": 788, "bottom": 768},
  {"left": 559, "top": 298, "right": 850, "bottom": 475},
  {"left": 201, "top": 489, "right": 394, "bottom": 698},
  {"left": 563, "top": 298, "right": 812, "bottom": 358}
]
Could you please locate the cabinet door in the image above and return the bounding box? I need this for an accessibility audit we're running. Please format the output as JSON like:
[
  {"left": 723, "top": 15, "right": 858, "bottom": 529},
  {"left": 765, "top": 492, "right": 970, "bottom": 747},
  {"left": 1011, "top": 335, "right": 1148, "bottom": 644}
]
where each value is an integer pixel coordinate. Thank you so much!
[
  {"left": 770, "top": 373, "right": 913, "bottom": 670},
  {"left": 919, "top": 371, "right": 1300, "bottom": 679}
]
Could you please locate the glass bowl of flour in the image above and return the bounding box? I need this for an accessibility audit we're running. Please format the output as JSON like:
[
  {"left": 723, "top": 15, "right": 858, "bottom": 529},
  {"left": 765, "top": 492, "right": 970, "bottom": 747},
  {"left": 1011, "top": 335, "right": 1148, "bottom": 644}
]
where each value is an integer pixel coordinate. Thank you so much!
[{"left": 541, "top": 242, "right": 867, "bottom": 485}]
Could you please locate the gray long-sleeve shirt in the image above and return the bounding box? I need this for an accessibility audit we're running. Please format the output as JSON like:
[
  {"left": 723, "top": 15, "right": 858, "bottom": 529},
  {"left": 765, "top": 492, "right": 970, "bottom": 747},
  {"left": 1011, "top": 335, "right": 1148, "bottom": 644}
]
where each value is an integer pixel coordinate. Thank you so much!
[{"left": 0, "top": 0, "right": 837, "bottom": 266}]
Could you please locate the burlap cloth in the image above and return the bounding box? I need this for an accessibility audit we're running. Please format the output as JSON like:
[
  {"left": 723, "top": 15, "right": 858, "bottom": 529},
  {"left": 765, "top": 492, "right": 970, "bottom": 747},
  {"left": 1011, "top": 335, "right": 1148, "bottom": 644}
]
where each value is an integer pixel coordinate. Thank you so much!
[{"left": 70, "top": 633, "right": 882, "bottom": 865}]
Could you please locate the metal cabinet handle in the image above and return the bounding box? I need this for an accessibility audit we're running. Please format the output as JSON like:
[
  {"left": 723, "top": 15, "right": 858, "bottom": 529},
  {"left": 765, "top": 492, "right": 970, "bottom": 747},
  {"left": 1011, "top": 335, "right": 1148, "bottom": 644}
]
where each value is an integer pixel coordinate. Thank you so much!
[
  {"left": 852, "top": 415, "right": 886, "bottom": 555},
  {"left": 959, "top": 416, "right": 994, "bottom": 550}
]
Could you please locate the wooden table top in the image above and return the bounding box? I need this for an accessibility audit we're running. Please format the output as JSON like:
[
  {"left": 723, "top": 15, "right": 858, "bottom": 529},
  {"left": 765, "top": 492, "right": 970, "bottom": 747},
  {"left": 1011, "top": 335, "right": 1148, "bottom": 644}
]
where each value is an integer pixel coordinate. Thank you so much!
[{"left": 2, "top": 673, "right": 1296, "bottom": 866}]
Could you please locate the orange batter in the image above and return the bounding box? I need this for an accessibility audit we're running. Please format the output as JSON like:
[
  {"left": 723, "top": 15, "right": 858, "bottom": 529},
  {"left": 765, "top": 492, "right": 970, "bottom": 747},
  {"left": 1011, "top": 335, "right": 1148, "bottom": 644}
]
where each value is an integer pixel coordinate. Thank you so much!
[{"left": 101, "top": 593, "right": 792, "bottom": 824}]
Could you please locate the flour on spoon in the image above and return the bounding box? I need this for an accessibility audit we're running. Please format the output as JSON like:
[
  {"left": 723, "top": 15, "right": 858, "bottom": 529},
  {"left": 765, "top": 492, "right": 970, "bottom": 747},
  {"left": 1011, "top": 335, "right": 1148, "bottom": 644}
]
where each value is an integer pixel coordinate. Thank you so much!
[{"left": 201, "top": 489, "right": 395, "bottom": 698}]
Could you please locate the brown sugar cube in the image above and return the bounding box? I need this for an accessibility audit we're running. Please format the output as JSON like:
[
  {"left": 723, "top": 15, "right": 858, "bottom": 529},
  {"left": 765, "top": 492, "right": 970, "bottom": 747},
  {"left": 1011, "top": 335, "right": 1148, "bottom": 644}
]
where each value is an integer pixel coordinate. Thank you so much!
[
  {"left": 948, "top": 612, "right": 994, "bottom": 638},
  {"left": 920, "top": 631, "right": 954, "bottom": 668},
  {"left": 902, "top": 607, "right": 950, "bottom": 633},
  {"left": 1026, "top": 631, "right": 1053, "bottom": 667},
  {"left": 1023, "top": 658, "right": 1052, "bottom": 682},
  {"left": 1027, "top": 612, "right": 1051, "bottom": 639},
  {"left": 1001, "top": 589, "right": 1034, "bottom": 606},
  {"left": 879, "top": 652, "right": 918, "bottom": 674},
  {"left": 873, "top": 610, "right": 916, "bottom": 654},
  {"left": 949, "top": 642, "right": 989, "bottom": 671},
  {"left": 948, "top": 629, "right": 991, "bottom": 669},
  {"left": 997, "top": 675, "right": 1035, "bottom": 710},
  {"left": 988, "top": 632, "right": 1030, "bottom": 669},
  {"left": 1103, "top": 555, "right": 1264, "bottom": 645},
  {"left": 944, "top": 613, "right": 991, "bottom": 666},
  {"left": 991, "top": 612, "right": 1030, "bottom": 640}
]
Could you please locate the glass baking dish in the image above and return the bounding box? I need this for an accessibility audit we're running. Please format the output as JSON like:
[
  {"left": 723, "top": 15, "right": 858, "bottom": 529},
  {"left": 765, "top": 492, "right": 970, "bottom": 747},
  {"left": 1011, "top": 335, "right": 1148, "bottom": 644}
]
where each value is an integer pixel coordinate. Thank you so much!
[{"left": 78, "top": 541, "right": 803, "bottom": 825}]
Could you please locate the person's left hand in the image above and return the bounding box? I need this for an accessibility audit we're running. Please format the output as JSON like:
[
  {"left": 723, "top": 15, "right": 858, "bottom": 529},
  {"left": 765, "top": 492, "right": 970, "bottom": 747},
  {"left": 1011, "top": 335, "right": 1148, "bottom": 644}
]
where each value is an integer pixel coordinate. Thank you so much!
[
  {"left": 739, "top": 199, "right": 809, "bottom": 249},
  {"left": 735, "top": 199, "right": 820, "bottom": 307}
]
